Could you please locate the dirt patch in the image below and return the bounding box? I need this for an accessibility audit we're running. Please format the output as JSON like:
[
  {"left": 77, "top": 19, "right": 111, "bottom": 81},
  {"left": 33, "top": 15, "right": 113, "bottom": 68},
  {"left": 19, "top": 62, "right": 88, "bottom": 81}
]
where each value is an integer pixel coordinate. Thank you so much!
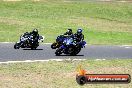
[
  {"left": 3, "top": 0, "right": 22, "bottom": 1},
  {"left": 0, "top": 17, "right": 26, "bottom": 25},
  {"left": 68, "top": 17, "right": 132, "bottom": 32},
  {"left": 3, "top": 0, "right": 40, "bottom": 1}
]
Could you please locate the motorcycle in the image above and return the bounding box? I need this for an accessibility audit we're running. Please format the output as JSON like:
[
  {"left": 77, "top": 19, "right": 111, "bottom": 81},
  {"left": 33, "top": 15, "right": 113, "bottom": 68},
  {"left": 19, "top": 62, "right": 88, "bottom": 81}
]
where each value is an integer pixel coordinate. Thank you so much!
[
  {"left": 14, "top": 33, "right": 44, "bottom": 50},
  {"left": 55, "top": 36, "right": 86, "bottom": 56},
  {"left": 51, "top": 35, "right": 68, "bottom": 49}
]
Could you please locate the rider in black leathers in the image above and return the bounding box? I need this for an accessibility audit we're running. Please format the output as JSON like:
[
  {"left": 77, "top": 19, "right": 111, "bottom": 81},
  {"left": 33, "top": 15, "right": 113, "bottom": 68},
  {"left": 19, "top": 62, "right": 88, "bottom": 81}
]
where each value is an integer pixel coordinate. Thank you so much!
[
  {"left": 21, "top": 29, "right": 39, "bottom": 44},
  {"left": 74, "top": 28, "right": 84, "bottom": 43},
  {"left": 29, "top": 29, "right": 39, "bottom": 45},
  {"left": 63, "top": 28, "right": 73, "bottom": 36}
]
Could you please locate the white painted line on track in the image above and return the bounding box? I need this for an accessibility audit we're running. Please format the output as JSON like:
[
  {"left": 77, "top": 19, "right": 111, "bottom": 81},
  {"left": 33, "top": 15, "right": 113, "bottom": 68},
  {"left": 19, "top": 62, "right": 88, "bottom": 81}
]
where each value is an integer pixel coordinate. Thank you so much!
[
  {"left": 95, "top": 59, "right": 106, "bottom": 61},
  {"left": 125, "top": 47, "right": 131, "bottom": 49},
  {"left": 1, "top": 42, "right": 131, "bottom": 46},
  {"left": 122, "top": 45, "right": 132, "bottom": 47},
  {"left": 119, "top": 45, "right": 132, "bottom": 48},
  {"left": 120, "top": 45, "right": 132, "bottom": 49},
  {"left": 0, "top": 59, "right": 86, "bottom": 64},
  {"left": 0, "top": 42, "right": 14, "bottom": 43}
]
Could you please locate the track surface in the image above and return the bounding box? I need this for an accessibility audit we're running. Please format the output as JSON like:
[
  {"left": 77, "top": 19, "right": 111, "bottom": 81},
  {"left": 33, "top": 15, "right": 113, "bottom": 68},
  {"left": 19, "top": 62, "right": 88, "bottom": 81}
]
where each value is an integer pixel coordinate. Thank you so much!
[{"left": 0, "top": 43, "right": 132, "bottom": 62}]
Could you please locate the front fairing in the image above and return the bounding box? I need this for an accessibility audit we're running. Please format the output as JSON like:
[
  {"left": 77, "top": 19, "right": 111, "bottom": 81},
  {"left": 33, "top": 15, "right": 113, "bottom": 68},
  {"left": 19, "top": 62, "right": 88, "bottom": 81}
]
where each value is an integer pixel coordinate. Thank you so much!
[
  {"left": 56, "top": 35, "right": 65, "bottom": 43},
  {"left": 19, "top": 36, "right": 32, "bottom": 48},
  {"left": 63, "top": 38, "right": 74, "bottom": 45},
  {"left": 59, "top": 38, "right": 74, "bottom": 52}
]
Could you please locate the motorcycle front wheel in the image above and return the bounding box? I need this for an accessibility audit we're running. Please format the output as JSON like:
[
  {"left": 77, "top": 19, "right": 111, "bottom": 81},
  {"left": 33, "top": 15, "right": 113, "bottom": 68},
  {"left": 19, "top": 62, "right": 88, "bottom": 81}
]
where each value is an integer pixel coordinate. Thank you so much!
[
  {"left": 51, "top": 42, "right": 57, "bottom": 49},
  {"left": 14, "top": 43, "right": 20, "bottom": 49}
]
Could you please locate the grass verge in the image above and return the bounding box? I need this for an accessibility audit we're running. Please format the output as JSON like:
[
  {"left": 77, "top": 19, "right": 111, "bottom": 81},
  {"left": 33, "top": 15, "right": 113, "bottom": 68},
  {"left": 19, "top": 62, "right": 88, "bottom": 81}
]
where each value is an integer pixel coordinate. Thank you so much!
[
  {"left": 0, "top": 0, "right": 132, "bottom": 44},
  {"left": 0, "top": 59, "right": 132, "bottom": 88}
]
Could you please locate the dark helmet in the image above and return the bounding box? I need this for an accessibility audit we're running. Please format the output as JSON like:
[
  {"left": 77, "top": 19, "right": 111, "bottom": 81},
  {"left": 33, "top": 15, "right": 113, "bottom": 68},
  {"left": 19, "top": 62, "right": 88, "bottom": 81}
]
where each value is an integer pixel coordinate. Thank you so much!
[
  {"left": 67, "top": 28, "right": 72, "bottom": 33},
  {"left": 32, "top": 28, "right": 38, "bottom": 35},
  {"left": 77, "top": 28, "right": 83, "bottom": 34}
]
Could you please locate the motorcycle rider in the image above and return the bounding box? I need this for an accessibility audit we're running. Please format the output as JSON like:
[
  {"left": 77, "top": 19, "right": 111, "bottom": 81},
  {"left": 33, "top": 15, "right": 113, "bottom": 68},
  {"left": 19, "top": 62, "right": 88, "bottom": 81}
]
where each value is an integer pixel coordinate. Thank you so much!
[
  {"left": 14, "top": 29, "right": 42, "bottom": 49},
  {"left": 74, "top": 28, "right": 84, "bottom": 43},
  {"left": 29, "top": 28, "right": 39, "bottom": 44},
  {"left": 52, "top": 28, "right": 73, "bottom": 49},
  {"left": 63, "top": 28, "right": 73, "bottom": 36}
]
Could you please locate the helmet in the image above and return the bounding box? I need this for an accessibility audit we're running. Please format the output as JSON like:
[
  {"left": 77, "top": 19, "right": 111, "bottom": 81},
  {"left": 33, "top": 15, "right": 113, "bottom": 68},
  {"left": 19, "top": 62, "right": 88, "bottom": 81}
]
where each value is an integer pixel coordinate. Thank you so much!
[
  {"left": 77, "top": 28, "right": 82, "bottom": 34},
  {"left": 67, "top": 28, "right": 72, "bottom": 33},
  {"left": 32, "top": 28, "right": 38, "bottom": 35}
]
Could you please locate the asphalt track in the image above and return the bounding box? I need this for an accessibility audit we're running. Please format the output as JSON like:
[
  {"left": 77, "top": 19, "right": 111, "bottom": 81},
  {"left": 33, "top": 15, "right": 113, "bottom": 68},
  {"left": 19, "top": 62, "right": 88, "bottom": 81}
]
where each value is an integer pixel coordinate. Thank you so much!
[{"left": 0, "top": 43, "right": 132, "bottom": 62}]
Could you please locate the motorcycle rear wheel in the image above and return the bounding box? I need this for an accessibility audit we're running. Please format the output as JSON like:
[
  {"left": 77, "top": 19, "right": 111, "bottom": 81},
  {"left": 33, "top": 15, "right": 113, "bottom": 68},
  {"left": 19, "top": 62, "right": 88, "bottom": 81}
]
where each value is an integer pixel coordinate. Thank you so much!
[
  {"left": 55, "top": 48, "right": 62, "bottom": 56},
  {"left": 74, "top": 47, "right": 81, "bottom": 55},
  {"left": 31, "top": 43, "right": 39, "bottom": 50},
  {"left": 69, "top": 46, "right": 81, "bottom": 56}
]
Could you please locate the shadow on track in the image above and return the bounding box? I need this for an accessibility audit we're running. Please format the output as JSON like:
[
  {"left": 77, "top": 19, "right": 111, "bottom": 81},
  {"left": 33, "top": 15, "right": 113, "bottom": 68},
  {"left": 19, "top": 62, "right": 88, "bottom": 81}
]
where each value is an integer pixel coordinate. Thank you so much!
[
  {"left": 23, "top": 49, "right": 43, "bottom": 50},
  {"left": 55, "top": 55, "right": 84, "bottom": 56}
]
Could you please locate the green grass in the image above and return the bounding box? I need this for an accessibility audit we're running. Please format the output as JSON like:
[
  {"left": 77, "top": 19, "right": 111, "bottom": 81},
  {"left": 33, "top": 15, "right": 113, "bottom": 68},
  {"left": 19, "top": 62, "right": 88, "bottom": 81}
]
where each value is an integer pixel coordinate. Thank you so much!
[
  {"left": 0, "top": 0, "right": 132, "bottom": 44},
  {"left": 0, "top": 59, "right": 132, "bottom": 88}
]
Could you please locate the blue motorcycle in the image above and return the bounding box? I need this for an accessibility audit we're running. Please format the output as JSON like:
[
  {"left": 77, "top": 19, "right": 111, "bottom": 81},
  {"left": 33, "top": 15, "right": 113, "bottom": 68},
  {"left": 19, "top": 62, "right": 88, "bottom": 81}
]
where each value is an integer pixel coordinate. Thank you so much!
[{"left": 55, "top": 36, "right": 86, "bottom": 56}]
